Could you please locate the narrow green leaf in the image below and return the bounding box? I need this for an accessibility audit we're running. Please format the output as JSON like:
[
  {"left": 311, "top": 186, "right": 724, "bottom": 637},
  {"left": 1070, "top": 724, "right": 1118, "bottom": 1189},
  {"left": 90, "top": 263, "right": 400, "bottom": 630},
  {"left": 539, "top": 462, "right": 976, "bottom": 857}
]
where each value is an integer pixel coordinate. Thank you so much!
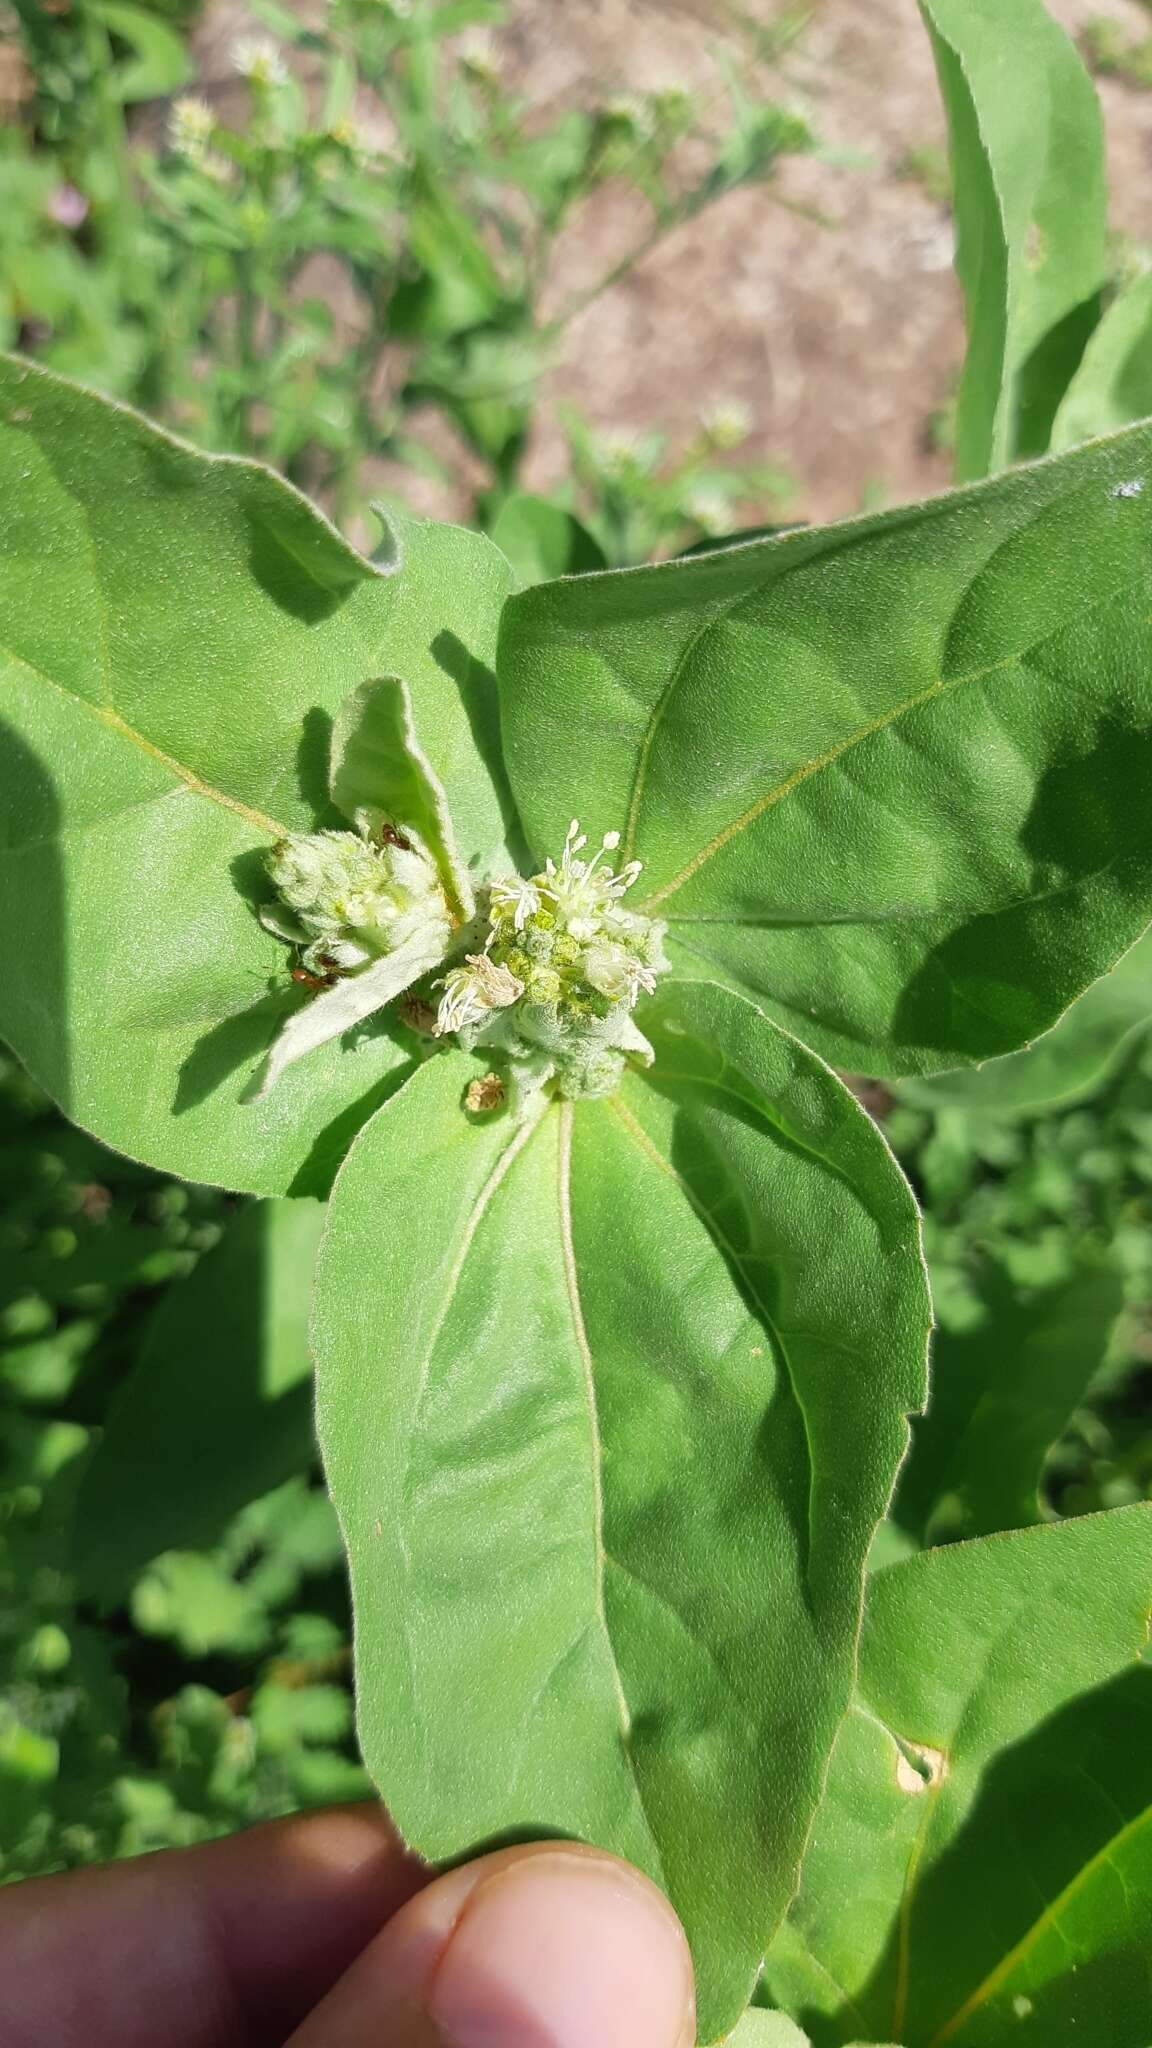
[
  {"left": 764, "top": 1508, "right": 1152, "bottom": 2047},
  {"left": 74, "top": 1198, "right": 324, "bottom": 1600},
  {"left": 312, "top": 980, "right": 929, "bottom": 2041},
  {"left": 0, "top": 358, "right": 511, "bottom": 1193},
  {"left": 1051, "top": 272, "right": 1152, "bottom": 452},
  {"left": 250, "top": 930, "right": 449, "bottom": 1100},
  {"left": 918, "top": 0, "right": 1107, "bottom": 479},
  {"left": 98, "top": 0, "right": 193, "bottom": 100},
  {"left": 498, "top": 427, "right": 1152, "bottom": 1077},
  {"left": 489, "top": 493, "right": 607, "bottom": 589},
  {"left": 897, "top": 926, "right": 1152, "bottom": 1118},
  {"left": 372, "top": 508, "right": 518, "bottom": 874},
  {"left": 893, "top": 1258, "right": 1124, "bottom": 1541},
  {"left": 329, "top": 674, "right": 475, "bottom": 918}
]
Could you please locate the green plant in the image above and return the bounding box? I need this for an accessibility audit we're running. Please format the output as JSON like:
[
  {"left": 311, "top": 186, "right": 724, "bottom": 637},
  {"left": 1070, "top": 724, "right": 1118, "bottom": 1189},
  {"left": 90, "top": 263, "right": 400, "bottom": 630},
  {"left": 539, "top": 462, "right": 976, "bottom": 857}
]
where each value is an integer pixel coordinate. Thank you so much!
[
  {"left": 3, "top": 1, "right": 1152, "bottom": 2044},
  {"left": 1082, "top": 13, "right": 1152, "bottom": 88},
  {"left": 5, "top": 0, "right": 812, "bottom": 542},
  {"left": 0, "top": 1054, "right": 368, "bottom": 1881}
]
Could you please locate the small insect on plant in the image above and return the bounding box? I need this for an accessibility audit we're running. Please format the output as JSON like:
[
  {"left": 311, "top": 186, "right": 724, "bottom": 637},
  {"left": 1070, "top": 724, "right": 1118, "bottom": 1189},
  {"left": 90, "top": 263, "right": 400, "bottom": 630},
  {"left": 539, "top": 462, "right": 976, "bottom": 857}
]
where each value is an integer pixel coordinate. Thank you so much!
[{"left": 2, "top": 2, "right": 1152, "bottom": 2045}]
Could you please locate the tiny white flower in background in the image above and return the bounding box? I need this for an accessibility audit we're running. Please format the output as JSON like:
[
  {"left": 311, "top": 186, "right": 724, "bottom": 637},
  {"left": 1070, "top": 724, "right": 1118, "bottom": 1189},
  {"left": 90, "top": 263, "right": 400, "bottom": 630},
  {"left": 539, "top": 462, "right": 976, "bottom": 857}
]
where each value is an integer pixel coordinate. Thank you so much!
[
  {"left": 459, "top": 27, "right": 499, "bottom": 79},
  {"left": 328, "top": 115, "right": 378, "bottom": 166},
  {"left": 597, "top": 426, "right": 646, "bottom": 478},
  {"left": 169, "top": 95, "right": 216, "bottom": 159},
  {"left": 685, "top": 486, "right": 734, "bottom": 534},
  {"left": 231, "top": 34, "right": 288, "bottom": 85},
  {"left": 701, "top": 397, "right": 752, "bottom": 449},
  {"left": 602, "top": 92, "right": 655, "bottom": 139}
]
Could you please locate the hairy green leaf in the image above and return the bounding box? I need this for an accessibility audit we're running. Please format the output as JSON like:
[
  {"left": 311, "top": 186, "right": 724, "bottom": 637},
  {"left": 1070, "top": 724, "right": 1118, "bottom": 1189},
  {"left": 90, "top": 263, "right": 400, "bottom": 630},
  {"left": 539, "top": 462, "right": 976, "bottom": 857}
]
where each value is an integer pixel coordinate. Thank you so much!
[
  {"left": 918, "top": 0, "right": 1107, "bottom": 479},
  {"left": 764, "top": 1507, "right": 1152, "bottom": 2047},
  {"left": 1051, "top": 272, "right": 1152, "bottom": 453},
  {"left": 893, "top": 1258, "right": 1124, "bottom": 1541},
  {"left": 329, "top": 673, "right": 475, "bottom": 918},
  {"left": 0, "top": 357, "right": 511, "bottom": 1194},
  {"left": 74, "top": 1198, "right": 324, "bottom": 1600},
  {"left": 897, "top": 927, "right": 1152, "bottom": 1118},
  {"left": 498, "top": 428, "right": 1152, "bottom": 1077},
  {"left": 312, "top": 980, "right": 929, "bottom": 2041}
]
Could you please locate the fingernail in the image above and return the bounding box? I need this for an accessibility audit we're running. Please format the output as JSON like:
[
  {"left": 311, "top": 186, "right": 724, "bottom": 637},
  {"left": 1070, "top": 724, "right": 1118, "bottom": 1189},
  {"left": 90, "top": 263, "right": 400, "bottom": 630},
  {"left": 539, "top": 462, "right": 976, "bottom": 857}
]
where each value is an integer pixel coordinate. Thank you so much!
[{"left": 428, "top": 1851, "right": 695, "bottom": 2048}]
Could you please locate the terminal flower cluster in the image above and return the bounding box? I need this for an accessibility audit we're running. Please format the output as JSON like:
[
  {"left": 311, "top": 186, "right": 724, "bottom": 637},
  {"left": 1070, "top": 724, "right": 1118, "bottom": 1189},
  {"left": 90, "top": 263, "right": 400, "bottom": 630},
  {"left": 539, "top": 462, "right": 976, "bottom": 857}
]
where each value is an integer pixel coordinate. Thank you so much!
[{"left": 435, "top": 822, "right": 669, "bottom": 1108}]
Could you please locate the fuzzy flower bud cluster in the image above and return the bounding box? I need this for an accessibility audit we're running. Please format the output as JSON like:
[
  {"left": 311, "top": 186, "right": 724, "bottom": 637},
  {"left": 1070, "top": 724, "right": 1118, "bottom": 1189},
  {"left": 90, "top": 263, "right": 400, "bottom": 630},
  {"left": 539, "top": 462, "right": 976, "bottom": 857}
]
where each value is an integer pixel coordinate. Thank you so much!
[
  {"left": 262, "top": 821, "right": 451, "bottom": 974},
  {"left": 435, "top": 822, "right": 668, "bottom": 1108},
  {"left": 231, "top": 34, "right": 288, "bottom": 85},
  {"left": 168, "top": 96, "right": 216, "bottom": 161}
]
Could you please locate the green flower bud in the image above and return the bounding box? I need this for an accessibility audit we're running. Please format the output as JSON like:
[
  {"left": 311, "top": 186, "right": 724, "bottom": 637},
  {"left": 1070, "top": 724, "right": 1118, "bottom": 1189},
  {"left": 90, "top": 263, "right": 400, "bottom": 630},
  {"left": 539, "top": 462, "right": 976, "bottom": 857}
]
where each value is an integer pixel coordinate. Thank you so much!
[
  {"left": 525, "top": 966, "right": 561, "bottom": 1006},
  {"left": 267, "top": 824, "right": 450, "bottom": 962}
]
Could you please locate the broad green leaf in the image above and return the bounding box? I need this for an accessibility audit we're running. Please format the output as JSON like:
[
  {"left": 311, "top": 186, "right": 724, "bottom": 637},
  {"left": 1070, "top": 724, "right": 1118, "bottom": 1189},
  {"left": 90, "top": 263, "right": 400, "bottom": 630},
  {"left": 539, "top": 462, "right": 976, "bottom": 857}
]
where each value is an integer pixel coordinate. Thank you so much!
[
  {"left": 893, "top": 1258, "right": 1124, "bottom": 1542},
  {"left": 329, "top": 673, "right": 475, "bottom": 918},
  {"left": 498, "top": 426, "right": 1152, "bottom": 1078},
  {"left": 918, "top": 0, "right": 1107, "bottom": 480},
  {"left": 489, "top": 493, "right": 608, "bottom": 589},
  {"left": 0, "top": 357, "right": 511, "bottom": 1194},
  {"left": 1051, "top": 272, "right": 1152, "bottom": 452},
  {"left": 897, "top": 926, "right": 1152, "bottom": 1118},
  {"left": 312, "top": 978, "right": 929, "bottom": 2042},
  {"left": 763, "top": 1508, "right": 1152, "bottom": 2047},
  {"left": 74, "top": 1197, "right": 324, "bottom": 1600}
]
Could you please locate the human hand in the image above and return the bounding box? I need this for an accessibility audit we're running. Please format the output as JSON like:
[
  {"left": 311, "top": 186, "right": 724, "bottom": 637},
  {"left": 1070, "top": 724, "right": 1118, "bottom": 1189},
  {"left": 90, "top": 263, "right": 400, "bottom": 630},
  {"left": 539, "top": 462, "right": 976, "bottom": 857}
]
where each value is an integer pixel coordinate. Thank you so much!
[{"left": 0, "top": 1803, "right": 695, "bottom": 2048}]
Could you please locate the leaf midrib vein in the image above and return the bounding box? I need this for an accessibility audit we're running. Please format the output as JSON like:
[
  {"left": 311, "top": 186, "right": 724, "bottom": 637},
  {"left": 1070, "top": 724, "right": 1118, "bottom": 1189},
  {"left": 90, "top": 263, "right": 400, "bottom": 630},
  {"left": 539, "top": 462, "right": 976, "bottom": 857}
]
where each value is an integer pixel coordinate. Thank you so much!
[
  {"left": 0, "top": 641, "right": 289, "bottom": 839},
  {"left": 636, "top": 577, "right": 1135, "bottom": 915},
  {"left": 928, "top": 1798, "right": 1152, "bottom": 2045},
  {"left": 555, "top": 1102, "right": 634, "bottom": 1743},
  {"left": 606, "top": 1091, "right": 819, "bottom": 1609}
]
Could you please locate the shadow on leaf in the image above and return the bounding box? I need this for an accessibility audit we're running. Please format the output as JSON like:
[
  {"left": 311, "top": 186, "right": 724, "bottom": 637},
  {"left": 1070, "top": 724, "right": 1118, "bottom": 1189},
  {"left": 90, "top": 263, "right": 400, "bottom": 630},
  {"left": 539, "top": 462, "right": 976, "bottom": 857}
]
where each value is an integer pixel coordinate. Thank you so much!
[{"left": 892, "top": 712, "right": 1152, "bottom": 1061}]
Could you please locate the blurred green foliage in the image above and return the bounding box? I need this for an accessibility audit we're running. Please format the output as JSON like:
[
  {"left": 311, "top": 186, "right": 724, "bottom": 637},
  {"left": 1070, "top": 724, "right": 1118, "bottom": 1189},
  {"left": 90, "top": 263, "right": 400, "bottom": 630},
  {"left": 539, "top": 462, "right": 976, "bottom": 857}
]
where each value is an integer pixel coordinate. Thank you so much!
[
  {"left": 1, "top": 0, "right": 810, "bottom": 554},
  {"left": 0, "top": 1053, "right": 368, "bottom": 1880}
]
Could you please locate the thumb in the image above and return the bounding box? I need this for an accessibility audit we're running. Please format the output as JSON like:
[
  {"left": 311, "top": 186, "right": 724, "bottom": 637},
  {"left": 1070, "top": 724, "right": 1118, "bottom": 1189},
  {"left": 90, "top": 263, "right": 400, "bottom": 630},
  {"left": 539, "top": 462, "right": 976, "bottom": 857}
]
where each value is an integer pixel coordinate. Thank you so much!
[{"left": 285, "top": 1839, "right": 696, "bottom": 2048}]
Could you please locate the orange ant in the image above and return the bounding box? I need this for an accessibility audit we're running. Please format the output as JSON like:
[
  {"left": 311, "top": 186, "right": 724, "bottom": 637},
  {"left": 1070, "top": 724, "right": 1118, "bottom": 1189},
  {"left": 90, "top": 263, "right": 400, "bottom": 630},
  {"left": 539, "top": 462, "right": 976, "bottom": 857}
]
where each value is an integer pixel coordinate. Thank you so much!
[{"left": 291, "top": 953, "right": 341, "bottom": 992}]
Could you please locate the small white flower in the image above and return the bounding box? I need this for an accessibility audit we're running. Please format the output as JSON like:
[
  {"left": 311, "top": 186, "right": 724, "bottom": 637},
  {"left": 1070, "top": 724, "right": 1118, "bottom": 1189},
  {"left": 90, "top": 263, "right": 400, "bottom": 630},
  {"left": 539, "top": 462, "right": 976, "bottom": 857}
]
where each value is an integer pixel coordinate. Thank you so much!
[
  {"left": 169, "top": 95, "right": 215, "bottom": 158},
  {"left": 685, "top": 487, "right": 734, "bottom": 534},
  {"left": 583, "top": 940, "right": 657, "bottom": 1006},
  {"left": 489, "top": 874, "right": 541, "bottom": 932},
  {"left": 459, "top": 28, "right": 499, "bottom": 79},
  {"left": 538, "top": 821, "right": 644, "bottom": 928},
  {"left": 701, "top": 398, "right": 752, "bottom": 449},
  {"left": 436, "top": 954, "right": 524, "bottom": 1036},
  {"left": 231, "top": 35, "right": 288, "bottom": 85}
]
